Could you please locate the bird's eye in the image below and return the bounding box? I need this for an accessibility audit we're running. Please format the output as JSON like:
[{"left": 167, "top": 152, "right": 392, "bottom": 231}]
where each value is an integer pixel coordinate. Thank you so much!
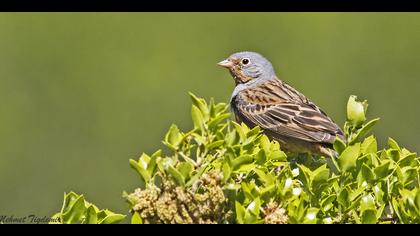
[{"left": 241, "top": 58, "right": 250, "bottom": 65}]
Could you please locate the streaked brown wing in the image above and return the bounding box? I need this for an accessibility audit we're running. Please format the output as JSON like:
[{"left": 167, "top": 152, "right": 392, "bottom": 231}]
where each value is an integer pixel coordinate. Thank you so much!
[{"left": 234, "top": 79, "right": 344, "bottom": 144}]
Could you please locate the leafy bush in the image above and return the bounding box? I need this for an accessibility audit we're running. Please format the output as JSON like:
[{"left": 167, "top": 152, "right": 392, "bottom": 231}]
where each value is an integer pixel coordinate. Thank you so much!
[
  {"left": 53, "top": 93, "right": 420, "bottom": 224},
  {"left": 51, "top": 192, "right": 125, "bottom": 224}
]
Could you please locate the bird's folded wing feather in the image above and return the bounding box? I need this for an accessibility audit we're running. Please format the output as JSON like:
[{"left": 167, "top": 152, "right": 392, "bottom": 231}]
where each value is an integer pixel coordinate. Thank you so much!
[{"left": 235, "top": 79, "right": 344, "bottom": 144}]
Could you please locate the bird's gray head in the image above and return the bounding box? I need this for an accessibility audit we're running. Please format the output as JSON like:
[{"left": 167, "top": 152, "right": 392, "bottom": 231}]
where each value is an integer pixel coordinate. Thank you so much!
[{"left": 218, "top": 51, "right": 276, "bottom": 85}]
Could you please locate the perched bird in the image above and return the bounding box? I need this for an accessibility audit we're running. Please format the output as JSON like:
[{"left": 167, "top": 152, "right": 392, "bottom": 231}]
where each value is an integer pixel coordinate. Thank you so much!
[{"left": 218, "top": 51, "right": 345, "bottom": 158}]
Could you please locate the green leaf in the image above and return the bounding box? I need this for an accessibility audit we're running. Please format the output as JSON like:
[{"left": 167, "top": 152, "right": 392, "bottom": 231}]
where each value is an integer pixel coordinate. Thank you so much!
[
  {"left": 131, "top": 212, "right": 143, "bottom": 224},
  {"left": 349, "top": 184, "right": 367, "bottom": 202},
  {"left": 255, "top": 149, "right": 267, "bottom": 165},
  {"left": 233, "top": 122, "right": 247, "bottom": 142},
  {"left": 373, "top": 184, "right": 384, "bottom": 204},
  {"left": 213, "top": 102, "right": 228, "bottom": 114},
  {"left": 167, "top": 165, "right": 185, "bottom": 187},
  {"left": 208, "top": 113, "right": 231, "bottom": 130},
  {"left": 244, "top": 198, "right": 261, "bottom": 224},
  {"left": 361, "top": 163, "right": 375, "bottom": 182},
  {"left": 387, "top": 149, "right": 400, "bottom": 162},
  {"left": 206, "top": 140, "right": 225, "bottom": 150},
  {"left": 312, "top": 164, "right": 330, "bottom": 193},
  {"left": 164, "top": 124, "right": 184, "bottom": 150},
  {"left": 303, "top": 208, "right": 319, "bottom": 224},
  {"left": 129, "top": 159, "right": 151, "bottom": 183},
  {"left": 177, "top": 162, "right": 194, "bottom": 180},
  {"left": 298, "top": 164, "right": 313, "bottom": 188},
  {"left": 361, "top": 210, "right": 377, "bottom": 224},
  {"left": 186, "top": 165, "right": 209, "bottom": 187},
  {"left": 153, "top": 174, "right": 163, "bottom": 189},
  {"left": 246, "top": 126, "right": 261, "bottom": 138},
  {"left": 98, "top": 214, "right": 126, "bottom": 224},
  {"left": 337, "top": 188, "right": 349, "bottom": 208},
  {"left": 312, "top": 164, "right": 329, "bottom": 183},
  {"left": 191, "top": 133, "right": 206, "bottom": 146},
  {"left": 232, "top": 154, "right": 254, "bottom": 170},
  {"left": 191, "top": 105, "right": 205, "bottom": 132},
  {"left": 376, "top": 204, "right": 386, "bottom": 220},
  {"left": 147, "top": 150, "right": 161, "bottom": 176},
  {"left": 269, "top": 150, "right": 287, "bottom": 161},
  {"left": 247, "top": 197, "right": 261, "bottom": 216},
  {"left": 236, "top": 163, "right": 257, "bottom": 173},
  {"left": 241, "top": 182, "right": 256, "bottom": 199},
  {"left": 254, "top": 168, "right": 275, "bottom": 186},
  {"left": 326, "top": 156, "right": 341, "bottom": 174},
  {"left": 189, "top": 92, "right": 209, "bottom": 120},
  {"left": 347, "top": 95, "right": 366, "bottom": 126},
  {"left": 338, "top": 143, "right": 361, "bottom": 172},
  {"left": 260, "top": 135, "right": 271, "bottom": 153},
  {"left": 139, "top": 153, "right": 150, "bottom": 169},
  {"left": 392, "top": 198, "right": 409, "bottom": 223},
  {"left": 401, "top": 167, "right": 417, "bottom": 185},
  {"left": 333, "top": 137, "right": 346, "bottom": 155},
  {"left": 222, "top": 162, "right": 232, "bottom": 183},
  {"left": 235, "top": 201, "right": 246, "bottom": 224},
  {"left": 260, "top": 184, "right": 276, "bottom": 198},
  {"left": 415, "top": 190, "right": 420, "bottom": 211},
  {"left": 157, "top": 158, "right": 174, "bottom": 174},
  {"left": 350, "top": 118, "right": 380, "bottom": 144},
  {"left": 360, "top": 194, "right": 375, "bottom": 212},
  {"left": 225, "top": 129, "right": 238, "bottom": 146},
  {"left": 351, "top": 210, "right": 361, "bottom": 224},
  {"left": 61, "top": 195, "right": 87, "bottom": 224},
  {"left": 361, "top": 135, "right": 377, "bottom": 155},
  {"left": 61, "top": 192, "right": 79, "bottom": 214},
  {"left": 398, "top": 153, "right": 417, "bottom": 168},
  {"left": 320, "top": 195, "right": 336, "bottom": 212},
  {"left": 85, "top": 205, "right": 97, "bottom": 224},
  {"left": 96, "top": 210, "right": 107, "bottom": 222},
  {"left": 388, "top": 137, "right": 401, "bottom": 151},
  {"left": 374, "top": 161, "right": 391, "bottom": 179}
]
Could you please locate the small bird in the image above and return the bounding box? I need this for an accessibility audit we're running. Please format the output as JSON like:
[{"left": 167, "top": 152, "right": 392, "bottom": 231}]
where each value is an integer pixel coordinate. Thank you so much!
[{"left": 218, "top": 51, "right": 345, "bottom": 158}]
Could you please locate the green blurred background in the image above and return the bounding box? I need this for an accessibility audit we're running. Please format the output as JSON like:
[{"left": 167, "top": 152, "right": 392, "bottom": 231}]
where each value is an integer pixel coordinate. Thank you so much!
[{"left": 1, "top": 13, "right": 420, "bottom": 220}]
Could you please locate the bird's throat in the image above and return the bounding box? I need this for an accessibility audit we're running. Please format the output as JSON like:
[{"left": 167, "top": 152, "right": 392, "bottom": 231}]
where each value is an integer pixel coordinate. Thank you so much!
[{"left": 230, "top": 70, "right": 253, "bottom": 85}]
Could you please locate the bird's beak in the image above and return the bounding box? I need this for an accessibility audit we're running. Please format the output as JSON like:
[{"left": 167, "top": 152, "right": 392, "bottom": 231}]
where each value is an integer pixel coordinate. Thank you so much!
[{"left": 217, "top": 59, "right": 234, "bottom": 69}]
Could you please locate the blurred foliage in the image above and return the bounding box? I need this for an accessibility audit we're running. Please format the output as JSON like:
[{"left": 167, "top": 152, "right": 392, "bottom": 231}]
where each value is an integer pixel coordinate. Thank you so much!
[
  {"left": 1, "top": 13, "right": 420, "bottom": 219},
  {"left": 55, "top": 94, "right": 420, "bottom": 224}
]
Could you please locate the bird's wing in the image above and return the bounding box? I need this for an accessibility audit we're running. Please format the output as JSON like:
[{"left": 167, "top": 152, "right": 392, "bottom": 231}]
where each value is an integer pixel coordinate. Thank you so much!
[{"left": 234, "top": 79, "right": 344, "bottom": 144}]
